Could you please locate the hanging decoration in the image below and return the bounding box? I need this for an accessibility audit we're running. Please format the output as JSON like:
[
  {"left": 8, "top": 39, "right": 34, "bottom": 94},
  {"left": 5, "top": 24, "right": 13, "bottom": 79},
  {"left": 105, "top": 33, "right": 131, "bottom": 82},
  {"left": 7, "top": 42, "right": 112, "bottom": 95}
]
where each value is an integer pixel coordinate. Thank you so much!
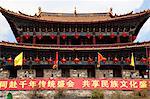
[
  {"left": 74, "top": 33, "right": 80, "bottom": 39},
  {"left": 132, "top": 36, "right": 136, "bottom": 41},
  {"left": 7, "top": 57, "right": 12, "bottom": 63},
  {"left": 16, "top": 37, "right": 20, "bottom": 42},
  {"left": 37, "top": 34, "right": 43, "bottom": 40},
  {"left": 122, "top": 32, "right": 127, "bottom": 37},
  {"left": 87, "top": 57, "right": 93, "bottom": 64},
  {"left": 125, "top": 57, "right": 130, "bottom": 63},
  {"left": 24, "top": 33, "right": 30, "bottom": 39},
  {"left": 113, "top": 57, "right": 119, "bottom": 63},
  {"left": 74, "top": 57, "right": 80, "bottom": 64},
  {"left": 34, "top": 57, "right": 40, "bottom": 63},
  {"left": 47, "top": 57, "right": 53, "bottom": 63},
  {"left": 61, "top": 57, "right": 67, "bottom": 64},
  {"left": 50, "top": 34, "right": 56, "bottom": 39},
  {"left": 140, "top": 57, "right": 147, "bottom": 63},
  {"left": 61, "top": 34, "right": 67, "bottom": 40},
  {"left": 86, "top": 34, "right": 91, "bottom": 39},
  {"left": 23, "top": 57, "right": 27, "bottom": 63},
  {"left": 110, "top": 33, "right": 115, "bottom": 38},
  {"left": 99, "top": 34, "right": 103, "bottom": 39}
]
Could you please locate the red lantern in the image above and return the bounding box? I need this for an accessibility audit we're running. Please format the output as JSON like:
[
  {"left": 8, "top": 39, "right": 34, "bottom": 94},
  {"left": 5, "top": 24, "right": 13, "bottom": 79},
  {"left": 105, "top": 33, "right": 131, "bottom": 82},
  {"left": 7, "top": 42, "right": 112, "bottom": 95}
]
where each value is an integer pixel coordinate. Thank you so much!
[
  {"left": 122, "top": 32, "right": 127, "bottom": 37},
  {"left": 110, "top": 33, "right": 115, "bottom": 38},
  {"left": 74, "top": 33, "right": 80, "bottom": 39},
  {"left": 24, "top": 33, "right": 30, "bottom": 39},
  {"left": 37, "top": 34, "right": 43, "bottom": 40},
  {"left": 34, "top": 57, "right": 40, "bottom": 63},
  {"left": 99, "top": 34, "right": 103, "bottom": 39},
  {"left": 132, "top": 36, "right": 136, "bottom": 41},
  {"left": 88, "top": 57, "right": 93, "bottom": 63},
  {"left": 74, "top": 57, "right": 80, "bottom": 64},
  {"left": 23, "top": 57, "right": 27, "bottom": 63},
  {"left": 86, "top": 34, "right": 91, "bottom": 39},
  {"left": 113, "top": 57, "right": 119, "bottom": 63},
  {"left": 47, "top": 58, "right": 53, "bottom": 63},
  {"left": 61, "top": 57, "right": 67, "bottom": 64},
  {"left": 125, "top": 57, "right": 130, "bottom": 63},
  {"left": 7, "top": 57, "right": 12, "bottom": 63},
  {"left": 16, "top": 37, "right": 20, "bottom": 42},
  {"left": 50, "top": 34, "right": 56, "bottom": 39},
  {"left": 140, "top": 57, "right": 147, "bottom": 63},
  {"left": 62, "top": 34, "right": 67, "bottom": 39}
]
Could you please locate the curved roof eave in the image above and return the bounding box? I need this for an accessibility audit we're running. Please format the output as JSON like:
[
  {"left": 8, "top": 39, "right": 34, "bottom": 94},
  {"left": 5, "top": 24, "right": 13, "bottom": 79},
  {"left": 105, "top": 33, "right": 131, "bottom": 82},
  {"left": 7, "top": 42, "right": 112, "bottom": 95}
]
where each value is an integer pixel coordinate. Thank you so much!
[
  {"left": 0, "top": 41, "right": 150, "bottom": 50},
  {"left": 0, "top": 7, "right": 150, "bottom": 23}
]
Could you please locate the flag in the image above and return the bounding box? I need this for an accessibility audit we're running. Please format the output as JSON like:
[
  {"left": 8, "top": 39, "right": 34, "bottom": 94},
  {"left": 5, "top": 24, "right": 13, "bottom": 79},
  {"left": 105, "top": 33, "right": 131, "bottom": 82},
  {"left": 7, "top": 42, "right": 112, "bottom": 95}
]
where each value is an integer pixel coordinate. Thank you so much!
[
  {"left": 130, "top": 53, "right": 135, "bottom": 67},
  {"left": 97, "top": 52, "right": 106, "bottom": 67},
  {"left": 53, "top": 52, "right": 58, "bottom": 69},
  {"left": 14, "top": 52, "right": 23, "bottom": 66}
]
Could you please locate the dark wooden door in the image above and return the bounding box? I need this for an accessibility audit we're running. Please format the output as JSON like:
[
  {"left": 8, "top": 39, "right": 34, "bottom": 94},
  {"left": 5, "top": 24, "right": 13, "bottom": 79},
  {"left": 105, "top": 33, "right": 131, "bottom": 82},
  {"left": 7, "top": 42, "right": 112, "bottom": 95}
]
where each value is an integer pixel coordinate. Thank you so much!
[
  {"left": 113, "top": 68, "right": 122, "bottom": 77},
  {"left": 88, "top": 68, "right": 95, "bottom": 78},
  {"left": 36, "top": 68, "right": 43, "bottom": 77}
]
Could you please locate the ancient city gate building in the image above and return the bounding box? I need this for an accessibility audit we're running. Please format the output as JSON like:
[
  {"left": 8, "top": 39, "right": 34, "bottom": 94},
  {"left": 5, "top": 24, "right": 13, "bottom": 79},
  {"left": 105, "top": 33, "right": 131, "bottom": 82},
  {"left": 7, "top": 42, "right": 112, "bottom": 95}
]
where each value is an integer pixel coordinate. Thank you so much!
[{"left": 0, "top": 7, "right": 150, "bottom": 79}]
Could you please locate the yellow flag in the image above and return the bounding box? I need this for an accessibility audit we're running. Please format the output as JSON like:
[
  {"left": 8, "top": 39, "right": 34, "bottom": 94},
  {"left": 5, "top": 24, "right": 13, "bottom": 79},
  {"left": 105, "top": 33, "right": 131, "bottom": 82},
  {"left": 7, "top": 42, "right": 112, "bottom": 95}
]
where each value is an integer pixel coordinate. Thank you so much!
[
  {"left": 14, "top": 52, "right": 23, "bottom": 66},
  {"left": 130, "top": 53, "right": 135, "bottom": 67}
]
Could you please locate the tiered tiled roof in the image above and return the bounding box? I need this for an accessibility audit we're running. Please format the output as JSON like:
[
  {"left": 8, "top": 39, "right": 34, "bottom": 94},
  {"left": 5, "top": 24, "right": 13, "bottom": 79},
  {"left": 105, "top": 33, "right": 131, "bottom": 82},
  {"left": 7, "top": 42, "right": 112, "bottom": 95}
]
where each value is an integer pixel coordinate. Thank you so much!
[{"left": 0, "top": 6, "right": 150, "bottom": 23}]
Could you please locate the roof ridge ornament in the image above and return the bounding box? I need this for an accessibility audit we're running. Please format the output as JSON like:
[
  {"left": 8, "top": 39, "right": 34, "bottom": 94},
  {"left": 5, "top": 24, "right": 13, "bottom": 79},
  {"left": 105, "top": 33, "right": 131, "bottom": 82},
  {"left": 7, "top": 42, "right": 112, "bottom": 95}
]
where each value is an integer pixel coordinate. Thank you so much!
[
  {"left": 0, "top": 6, "right": 2, "bottom": 11},
  {"left": 109, "top": 7, "right": 113, "bottom": 15},
  {"left": 74, "top": 0, "right": 77, "bottom": 16},
  {"left": 38, "top": 6, "right": 42, "bottom": 15},
  {"left": 74, "top": 6, "right": 77, "bottom": 16}
]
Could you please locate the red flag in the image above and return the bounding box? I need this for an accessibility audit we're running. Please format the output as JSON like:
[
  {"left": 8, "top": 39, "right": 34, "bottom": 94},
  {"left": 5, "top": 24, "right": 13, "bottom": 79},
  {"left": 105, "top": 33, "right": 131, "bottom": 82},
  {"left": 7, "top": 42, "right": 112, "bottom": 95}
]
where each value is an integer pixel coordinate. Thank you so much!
[
  {"left": 98, "top": 53, "right": 104, "bottom": 62},
  {"left": 97, "top": 53, "right": 106, "bottom": 67},
  {"left": 53, "top": 52, "right": 58, "bottom": 69}
]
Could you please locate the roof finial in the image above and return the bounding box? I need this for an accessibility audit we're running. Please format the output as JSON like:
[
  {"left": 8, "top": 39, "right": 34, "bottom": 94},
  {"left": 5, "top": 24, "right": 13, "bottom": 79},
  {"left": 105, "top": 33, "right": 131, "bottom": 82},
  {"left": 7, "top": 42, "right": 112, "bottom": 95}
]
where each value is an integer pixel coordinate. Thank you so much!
[
  {"left": 74, "top": 6, "right": 77, "bottom": 15},
  {"left": 109, "top": 7, "right": 113, "bottom": 14},
  {"left": 38, "top": 6, "right": 41, "bottom": 15}
]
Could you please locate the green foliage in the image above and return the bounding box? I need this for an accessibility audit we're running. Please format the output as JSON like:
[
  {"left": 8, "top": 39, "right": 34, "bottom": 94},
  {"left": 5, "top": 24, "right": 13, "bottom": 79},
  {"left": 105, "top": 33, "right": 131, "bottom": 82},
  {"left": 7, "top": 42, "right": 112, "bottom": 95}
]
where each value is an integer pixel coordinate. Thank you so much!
[
  {"left": 91, "top": 89, "right": 104, "bottom": 99},
  {"left": 7, "top": 92, "right": 13, "bottom": 99},
  {"left": 55, "top": 88, "right": 66, "bottom": 98},
  {"left": 133, "top": 89, "right": 148, "bottom": 98},
  {"left": 111, "top": 91, "right": 122, "bottom": 99}
]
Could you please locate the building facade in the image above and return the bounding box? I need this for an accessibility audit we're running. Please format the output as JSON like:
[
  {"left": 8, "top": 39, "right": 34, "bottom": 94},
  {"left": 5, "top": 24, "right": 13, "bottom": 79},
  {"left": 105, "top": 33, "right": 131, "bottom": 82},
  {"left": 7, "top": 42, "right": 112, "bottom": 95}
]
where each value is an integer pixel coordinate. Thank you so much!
[{"left": 0, "top": 7, "right": 150, "bottom": 79}]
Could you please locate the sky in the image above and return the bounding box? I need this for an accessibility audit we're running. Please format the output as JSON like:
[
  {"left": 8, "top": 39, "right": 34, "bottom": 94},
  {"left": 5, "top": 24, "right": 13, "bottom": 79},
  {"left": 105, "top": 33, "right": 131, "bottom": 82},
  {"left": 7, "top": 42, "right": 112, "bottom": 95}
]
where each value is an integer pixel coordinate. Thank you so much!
[{"left": 0, "top": 0, "right": 150, "bottom": 43}]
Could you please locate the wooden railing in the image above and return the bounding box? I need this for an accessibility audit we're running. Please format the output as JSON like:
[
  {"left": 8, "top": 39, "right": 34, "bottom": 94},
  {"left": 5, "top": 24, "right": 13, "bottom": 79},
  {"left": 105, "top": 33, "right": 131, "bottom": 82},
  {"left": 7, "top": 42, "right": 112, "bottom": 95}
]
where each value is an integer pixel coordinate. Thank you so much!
[{"left": 2, "top": 60, "right": 149, "bottom": 66}]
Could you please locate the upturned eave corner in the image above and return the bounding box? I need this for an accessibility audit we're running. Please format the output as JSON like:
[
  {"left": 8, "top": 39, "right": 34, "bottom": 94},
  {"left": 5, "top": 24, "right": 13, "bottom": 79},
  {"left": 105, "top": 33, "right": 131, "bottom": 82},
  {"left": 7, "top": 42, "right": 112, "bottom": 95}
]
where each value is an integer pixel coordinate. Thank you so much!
[{"left": 0, "top": 6, "right": 2, "bottom": 13}]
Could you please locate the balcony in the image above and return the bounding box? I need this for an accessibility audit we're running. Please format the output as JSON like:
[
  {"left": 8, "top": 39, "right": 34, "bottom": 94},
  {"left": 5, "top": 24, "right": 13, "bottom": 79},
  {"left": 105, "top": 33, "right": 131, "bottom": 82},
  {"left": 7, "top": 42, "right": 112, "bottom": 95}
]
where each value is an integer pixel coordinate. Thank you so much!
[{"left": 1, "top": 58, "right": 149, "bottom": 67}]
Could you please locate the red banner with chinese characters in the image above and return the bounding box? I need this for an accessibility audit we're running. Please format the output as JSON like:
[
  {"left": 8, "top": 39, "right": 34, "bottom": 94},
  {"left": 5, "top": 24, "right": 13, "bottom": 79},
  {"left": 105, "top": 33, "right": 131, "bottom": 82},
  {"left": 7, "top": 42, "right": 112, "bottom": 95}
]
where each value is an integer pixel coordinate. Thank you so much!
[{"left": 0, "top": 78, "right": 149, "bottom": 90}]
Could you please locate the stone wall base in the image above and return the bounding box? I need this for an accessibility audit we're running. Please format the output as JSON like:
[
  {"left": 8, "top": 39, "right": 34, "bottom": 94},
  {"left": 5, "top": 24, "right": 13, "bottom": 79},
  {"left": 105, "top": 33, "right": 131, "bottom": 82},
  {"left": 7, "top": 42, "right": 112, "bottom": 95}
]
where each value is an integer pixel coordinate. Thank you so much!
[{"left": 0, "top": 90, "right": 136, "bottom": 99}]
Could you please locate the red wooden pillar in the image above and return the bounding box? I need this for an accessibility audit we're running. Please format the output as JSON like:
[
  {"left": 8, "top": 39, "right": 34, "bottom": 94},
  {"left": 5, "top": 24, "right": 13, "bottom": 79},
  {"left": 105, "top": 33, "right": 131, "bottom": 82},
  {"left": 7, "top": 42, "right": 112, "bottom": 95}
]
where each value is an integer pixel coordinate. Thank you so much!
[
  {"left": 33, "top": 29, "right": 36, "bottom": 44},
  {"left": 147, "top": 47, "right": 150, "bottom": 59},
  {"left": 80, "top": 39, "right": 83, "bottom": 45},
  {"left": 145, "top": 47, "right": 150, "bottom": 78},
  {"left": 33, "top": 36, "right": 36, "bottom": 44},
  {"left": 148, "top": 47, "right": 150, "bottom": 78},
  {"left": 146, "top": 47, "right": 148, "bottom": 57},
  {"left": 69, "top": 39, "right": 71, "bottom": 45},
  {"left": 117, "top": 35, "right": 120, "bottom": 43},
  {"left": 129, "top": 35, "right": 133, "bottom": 42},
  {"left": 20, "top": 35, "right": 23, "bottom": 43},
  {"left": 57, "top": 35, "right": 60, "bottom": 45},
  {"left": 93, "top": 35, "right": 96, "bottom": 44}
]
